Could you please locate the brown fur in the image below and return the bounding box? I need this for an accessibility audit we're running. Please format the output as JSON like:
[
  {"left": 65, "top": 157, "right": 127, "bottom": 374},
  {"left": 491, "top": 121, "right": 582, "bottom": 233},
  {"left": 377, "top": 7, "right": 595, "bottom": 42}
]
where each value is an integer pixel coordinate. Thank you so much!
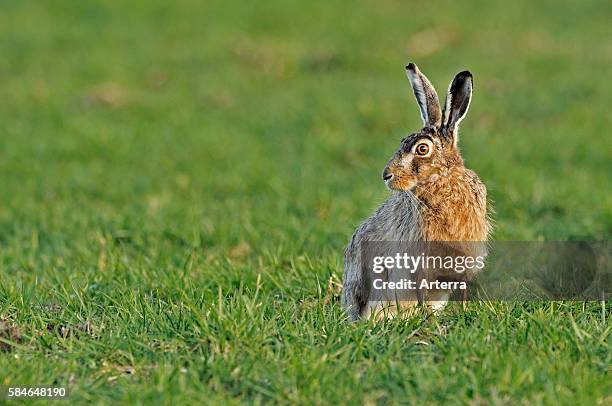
[{"left": 416, "top": 167, "right": 489, "bottom": 241}]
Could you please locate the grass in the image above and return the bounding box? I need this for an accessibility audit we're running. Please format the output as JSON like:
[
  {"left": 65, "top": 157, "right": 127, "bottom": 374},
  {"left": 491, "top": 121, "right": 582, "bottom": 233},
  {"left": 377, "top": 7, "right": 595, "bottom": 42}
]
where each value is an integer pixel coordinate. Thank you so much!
[{"left": 0, "top": 0, "right": 610, "bottom": 404}]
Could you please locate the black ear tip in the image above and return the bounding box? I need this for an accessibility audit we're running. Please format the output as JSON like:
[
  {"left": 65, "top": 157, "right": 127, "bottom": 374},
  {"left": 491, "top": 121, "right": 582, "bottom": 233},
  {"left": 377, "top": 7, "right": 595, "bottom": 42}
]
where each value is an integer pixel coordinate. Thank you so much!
[
  {"left": 406, "top": 63, "right": 417, "bottom": 71},
  {"left": 458, "top": 70, "right": 473, "bottom": 79}
]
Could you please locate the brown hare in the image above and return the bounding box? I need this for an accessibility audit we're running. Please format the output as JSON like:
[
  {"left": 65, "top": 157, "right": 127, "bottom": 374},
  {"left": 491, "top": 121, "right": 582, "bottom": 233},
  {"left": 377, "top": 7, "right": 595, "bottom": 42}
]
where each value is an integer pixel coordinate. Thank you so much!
[{"left": 342, "top": 63, "right": 491, "bottom": 321}]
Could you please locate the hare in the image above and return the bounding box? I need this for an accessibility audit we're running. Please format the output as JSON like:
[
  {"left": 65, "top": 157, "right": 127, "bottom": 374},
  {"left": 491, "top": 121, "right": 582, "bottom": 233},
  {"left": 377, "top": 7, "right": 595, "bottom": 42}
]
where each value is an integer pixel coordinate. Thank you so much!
[{"left": 342, "top": 63, "right": 491, "bottom": 321}]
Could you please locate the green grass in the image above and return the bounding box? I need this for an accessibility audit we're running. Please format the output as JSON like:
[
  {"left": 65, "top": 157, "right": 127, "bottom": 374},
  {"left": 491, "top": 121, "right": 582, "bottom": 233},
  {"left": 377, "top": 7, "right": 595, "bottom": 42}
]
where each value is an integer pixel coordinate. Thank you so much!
[{"left": 0, "top": 0, "right": 610, "bottom": 404}]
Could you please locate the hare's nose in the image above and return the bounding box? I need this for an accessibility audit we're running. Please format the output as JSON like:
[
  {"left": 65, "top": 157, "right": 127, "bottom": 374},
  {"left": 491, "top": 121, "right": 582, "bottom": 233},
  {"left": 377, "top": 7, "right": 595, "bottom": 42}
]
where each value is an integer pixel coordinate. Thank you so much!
[{"left": 382, "top": 169, "right": 393, "bottom": 181}]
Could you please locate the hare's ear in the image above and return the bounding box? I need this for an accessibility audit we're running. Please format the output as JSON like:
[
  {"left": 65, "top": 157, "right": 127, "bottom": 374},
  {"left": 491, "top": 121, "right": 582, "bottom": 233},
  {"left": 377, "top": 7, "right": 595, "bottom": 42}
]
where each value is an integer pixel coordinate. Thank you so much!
[
  {"left": 442, "top": 70, "right": 473, "bottom": 144},
  {"left": 405, "top": 63, "right": 442, "bottom": 128}
]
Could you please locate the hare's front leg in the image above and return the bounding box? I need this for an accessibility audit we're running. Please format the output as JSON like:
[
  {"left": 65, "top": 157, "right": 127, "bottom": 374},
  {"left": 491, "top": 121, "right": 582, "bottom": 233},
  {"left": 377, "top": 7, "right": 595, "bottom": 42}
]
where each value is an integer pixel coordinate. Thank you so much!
[{"left": 425, "top": 290, "right": 451, "bottom": 313}]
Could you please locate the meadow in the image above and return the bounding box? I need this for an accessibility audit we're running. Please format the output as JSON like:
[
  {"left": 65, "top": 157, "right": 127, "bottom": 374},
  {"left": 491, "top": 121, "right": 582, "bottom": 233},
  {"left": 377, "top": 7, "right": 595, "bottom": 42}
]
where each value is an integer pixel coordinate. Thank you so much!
[{"left": 0, "top": 0, "right": 610, "bottom": 404}]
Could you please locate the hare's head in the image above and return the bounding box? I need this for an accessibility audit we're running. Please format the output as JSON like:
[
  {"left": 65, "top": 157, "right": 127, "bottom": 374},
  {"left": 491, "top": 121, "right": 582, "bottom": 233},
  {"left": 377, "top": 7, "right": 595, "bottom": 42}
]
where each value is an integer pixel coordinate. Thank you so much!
[{"left": 383, "top": 63, "right": 473, "bottom": 191}]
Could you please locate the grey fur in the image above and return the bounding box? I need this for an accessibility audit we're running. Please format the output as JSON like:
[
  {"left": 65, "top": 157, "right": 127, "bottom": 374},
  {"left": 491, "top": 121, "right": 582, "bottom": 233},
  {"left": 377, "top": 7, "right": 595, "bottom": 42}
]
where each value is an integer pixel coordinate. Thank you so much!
[{"left": 342, "top": 191, "right": 422, "bottom": 321}]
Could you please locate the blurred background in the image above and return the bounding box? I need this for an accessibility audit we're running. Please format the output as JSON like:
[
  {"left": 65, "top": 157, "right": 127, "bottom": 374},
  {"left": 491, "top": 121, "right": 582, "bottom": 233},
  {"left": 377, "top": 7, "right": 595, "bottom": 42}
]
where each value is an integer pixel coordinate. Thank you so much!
[
  {"left": 0, "top": 1, "right": 610, "bottom": 402},
  {"left": 0, "top": 0, "right": 610, "bottom": 272}
]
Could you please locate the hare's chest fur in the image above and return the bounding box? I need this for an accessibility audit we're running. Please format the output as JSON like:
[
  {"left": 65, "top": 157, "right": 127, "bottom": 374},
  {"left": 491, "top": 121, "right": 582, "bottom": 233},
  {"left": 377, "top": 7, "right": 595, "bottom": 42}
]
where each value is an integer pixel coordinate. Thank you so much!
[{"left": 369, "top": 192, "right": 423, "bottom": 242}]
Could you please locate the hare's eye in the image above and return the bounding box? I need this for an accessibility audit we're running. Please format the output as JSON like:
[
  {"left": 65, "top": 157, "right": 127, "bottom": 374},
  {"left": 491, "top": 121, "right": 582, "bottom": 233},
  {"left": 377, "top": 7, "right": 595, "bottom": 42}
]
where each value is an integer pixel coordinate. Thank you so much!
[{"left": 415, "top": 143, "right": 430, "bottom": 156}]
